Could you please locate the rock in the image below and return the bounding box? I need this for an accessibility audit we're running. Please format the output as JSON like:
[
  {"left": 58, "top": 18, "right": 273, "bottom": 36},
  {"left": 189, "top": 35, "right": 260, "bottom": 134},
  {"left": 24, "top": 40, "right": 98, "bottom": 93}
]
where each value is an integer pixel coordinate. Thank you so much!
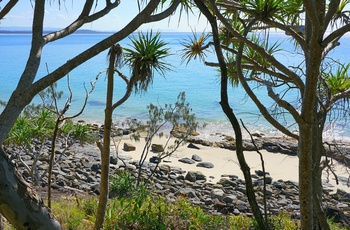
[
  {"left": 122, "top": 129, "right": 131, "bottom": 135},
  {"left": 218, "top": 178, "right": 237, "bottom": 187},
  {"left": 175, "top": 188, "right": 198, "bottom": 199},
  {"left": 191, "top": 154, "right": 202, "bottom": 162},
  {"left": 159, "top": 165, "right": 171, "bottom": 173},
  {"left": 91, "top": 163, "right": 101, "bottom": 172},
  {"left": 255, "top": 170, "right": 269, "bottom": 177},
  {"left": 185, "top": 171, "right": 206, "bottom": 182},
  {"left": 223, "top": 194, "right": 236, "bottom": 203},
  {"left": 196, "top": 162, "right": 214, "bottom": 169},
  {"left": 211, "top": 188, "right": 225, "bottom": 200},
  {"left": 123, "top": 142, "right": 136, "bottom": 151},
  {"left": 110, "top": 154, "right": 118, "bottom": 165},
  {"left": 185, "top": 172, "right": 197, "bottom": 182},
  {"left": 178, "top": 157, "right": 196, "bottom": 164},
  {"left": 150, "top": 156, "right": 159, "bottom": 163},
  {"left": 151, "top": 144, "right": 164, "bottom": 152},
  {"left": 273, "top": 181, "right": 287, "bottom": 189},
  {"left": 325, "top": 206, "right": 350, "bottom": 226},
  {"left": 188, "top": 143, "right": 200, "bottom": 150}
]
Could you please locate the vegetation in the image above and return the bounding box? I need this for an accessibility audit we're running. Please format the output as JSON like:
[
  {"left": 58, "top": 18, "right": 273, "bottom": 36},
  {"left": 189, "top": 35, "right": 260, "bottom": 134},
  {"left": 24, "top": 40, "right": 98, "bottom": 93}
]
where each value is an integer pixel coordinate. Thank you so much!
[
  {"left": 1, "top": 0, "right": 350, "bottom": 229},
  {"left": 0, "top": 1, "right": 180, "bottom": 227},
  {"left": 95, "top": 30, "right": 172, "bottom": 228},
  {"left": 4, "top": 169, "right": 348, "bottom": 230},
  {"left": 181, "top": 0, "right": 350, "bottom": 229}
]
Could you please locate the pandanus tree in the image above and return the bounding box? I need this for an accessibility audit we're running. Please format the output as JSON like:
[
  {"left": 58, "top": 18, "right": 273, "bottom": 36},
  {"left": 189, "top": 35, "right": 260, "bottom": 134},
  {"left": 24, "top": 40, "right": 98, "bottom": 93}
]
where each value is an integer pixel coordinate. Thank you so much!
[
  {"left": 185, "top": 0, "right": 350, "bottom": 229},
  {"left": 95, "top": 31, "right": 171, "bottom": 229}
]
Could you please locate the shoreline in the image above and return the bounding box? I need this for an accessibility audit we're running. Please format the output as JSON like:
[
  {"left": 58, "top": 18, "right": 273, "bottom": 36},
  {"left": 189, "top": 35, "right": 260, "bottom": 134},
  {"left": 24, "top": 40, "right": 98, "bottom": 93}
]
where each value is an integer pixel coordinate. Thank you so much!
[
  {"left": 79, "top": 117, "right": 350, "bottom": 144},
  {"left": 114, "top": 134, "right": 350, "bottom": 192}
]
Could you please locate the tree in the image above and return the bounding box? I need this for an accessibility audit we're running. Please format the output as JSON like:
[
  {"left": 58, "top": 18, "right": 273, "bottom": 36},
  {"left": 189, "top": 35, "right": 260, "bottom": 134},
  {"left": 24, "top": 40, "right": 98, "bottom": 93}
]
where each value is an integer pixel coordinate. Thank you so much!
[
  {"left": 0, "top": 0, "right": 182, "bottom": 228},
  {"left": 95, "top": 31, "right": 171, "bottom": 229},
  {"left": 185, "top": 0, "right": 350, "bottom": 229}
]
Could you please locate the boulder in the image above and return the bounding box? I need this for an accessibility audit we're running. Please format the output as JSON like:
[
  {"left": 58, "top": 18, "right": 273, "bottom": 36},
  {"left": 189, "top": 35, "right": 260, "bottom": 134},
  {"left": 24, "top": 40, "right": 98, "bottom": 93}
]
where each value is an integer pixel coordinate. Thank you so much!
[
  {"left": 123, "top": 142, "right": 136, "bottom": 151},
  {"left": 178, "top": 157, "right": 196, "bottom": 164},
  {"left": 196, "top": 162, "right": 214, "bottom": 168},
  {"left": 151, "top": 144, "right": 164, "bottom": 152},
  {"left": 192, "top": 154, "right": 202, "bottom": 162},
  {"left": 185, "top": 171, "right": 206, "bottom": 182},
  {"left": 188, "top": 143, "right": 200, "bottom": 150}
]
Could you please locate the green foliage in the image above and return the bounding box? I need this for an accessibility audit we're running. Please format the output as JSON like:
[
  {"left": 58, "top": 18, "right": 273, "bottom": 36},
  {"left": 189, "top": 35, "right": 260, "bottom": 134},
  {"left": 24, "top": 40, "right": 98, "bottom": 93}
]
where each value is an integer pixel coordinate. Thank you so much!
[
  {"left": 52, "top": 198, "right": 94, "bottom": 230},
  {"left": 123, "top": 30, "right": 171, "bottom": 93},
  {"left": 180, "top": 31, "right": 211, "bottom": 65},
  {"left": 5, "top": 108, "right": 55, "bottom": 146},
  {"left": 325, "top": 63, "right": 350, "bottom": 95},
  {"left": 70, "top": 122, "right": 94, "bottom": 145},
  {"left": 109, "top": 171, "right": 143, "bottom": 198},
  {"left": 243, "top": 33, "right": 282, "bottom": 69},
  {"left": 242, "top": 0, "right": 303, "bottom": 24},
  {"left": 331, "top": 0, "right": 350, "bottom": 27},
  {"left": 2, "top": 191, "right": 341, "bottom": 230}
]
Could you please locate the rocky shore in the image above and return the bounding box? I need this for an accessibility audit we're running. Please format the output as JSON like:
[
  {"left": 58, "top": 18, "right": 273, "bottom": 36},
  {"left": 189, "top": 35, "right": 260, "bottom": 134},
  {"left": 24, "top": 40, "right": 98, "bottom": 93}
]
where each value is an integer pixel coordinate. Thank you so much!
[{"left": 4, "top": 127, "right": 350, "bottom": 226}]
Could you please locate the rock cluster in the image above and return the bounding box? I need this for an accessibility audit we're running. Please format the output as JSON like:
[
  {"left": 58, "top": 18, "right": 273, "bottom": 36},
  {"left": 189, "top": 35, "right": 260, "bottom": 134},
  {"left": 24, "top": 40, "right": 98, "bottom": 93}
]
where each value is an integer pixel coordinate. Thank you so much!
[{"left": 4, "top": 132, "right": 350, "bottom": 226}]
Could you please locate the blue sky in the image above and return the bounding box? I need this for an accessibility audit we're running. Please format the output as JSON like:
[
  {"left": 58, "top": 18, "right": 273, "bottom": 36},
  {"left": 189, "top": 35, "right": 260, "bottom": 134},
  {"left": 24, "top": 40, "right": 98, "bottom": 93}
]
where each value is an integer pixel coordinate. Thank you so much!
[{"left": 0, "top": 1, "right": 209, "bottom": 32}]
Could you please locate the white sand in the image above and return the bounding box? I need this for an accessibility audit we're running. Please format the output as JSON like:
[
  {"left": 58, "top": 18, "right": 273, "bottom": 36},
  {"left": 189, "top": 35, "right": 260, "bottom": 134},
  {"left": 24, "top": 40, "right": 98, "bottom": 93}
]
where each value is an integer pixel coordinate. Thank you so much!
[{"left": 114, "top": 136, "right": 350, "bottom": 192}]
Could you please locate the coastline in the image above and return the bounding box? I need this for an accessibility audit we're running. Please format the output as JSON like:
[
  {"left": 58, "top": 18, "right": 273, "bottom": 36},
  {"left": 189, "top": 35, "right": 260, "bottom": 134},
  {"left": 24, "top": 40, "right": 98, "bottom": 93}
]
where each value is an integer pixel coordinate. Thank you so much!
[{"left": 113, "top": 133, "right": 350, "bottom": 193}]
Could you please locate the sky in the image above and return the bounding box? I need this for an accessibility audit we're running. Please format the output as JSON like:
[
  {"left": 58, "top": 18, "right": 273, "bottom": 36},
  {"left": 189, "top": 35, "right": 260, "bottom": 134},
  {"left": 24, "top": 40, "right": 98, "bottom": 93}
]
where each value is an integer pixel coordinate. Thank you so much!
[{"left": 0, "top": 1, "right": 209, "bottom": 32}]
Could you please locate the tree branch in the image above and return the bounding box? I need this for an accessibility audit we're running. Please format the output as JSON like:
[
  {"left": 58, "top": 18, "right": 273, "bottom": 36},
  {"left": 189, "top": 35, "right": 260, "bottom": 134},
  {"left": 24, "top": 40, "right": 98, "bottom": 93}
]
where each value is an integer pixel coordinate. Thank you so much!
[
  {"left": 322, "top": 23, "right": 350, "bottom": 46},
  {"left": 0, "top": 0, "right": 19, "bottom": 20},
  {"left": 43, "top": 1, "right": 120, "bottom": 43},
  {"left": 32, "top": 0, "right": 161, "bottom": 96},
  {"left": 209, "top": 1, "right": 305, "bottom": 93},
  {"left": 325, "top": 0, "right": 341, "bottom": 28},
  {"left": 147, "top": 0, "right": 181, "bottom": 22}
]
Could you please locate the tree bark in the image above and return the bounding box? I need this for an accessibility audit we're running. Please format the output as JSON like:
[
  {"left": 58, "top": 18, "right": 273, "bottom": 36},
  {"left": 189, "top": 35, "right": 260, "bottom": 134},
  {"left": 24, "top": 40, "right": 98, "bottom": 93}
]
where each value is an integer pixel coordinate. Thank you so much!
[
  {"left": 94, "top": 44, "right": 116, "bottom": 229},
  {"left": 0, "top": 148, "right": 62, "bottom": 230}
]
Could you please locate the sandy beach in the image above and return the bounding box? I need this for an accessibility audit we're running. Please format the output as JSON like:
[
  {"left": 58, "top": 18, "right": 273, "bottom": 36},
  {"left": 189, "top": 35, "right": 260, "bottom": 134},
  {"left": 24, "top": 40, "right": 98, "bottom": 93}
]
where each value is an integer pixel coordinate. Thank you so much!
[{"left": 113, "top": 135, "right": 350, "bottom": 193}]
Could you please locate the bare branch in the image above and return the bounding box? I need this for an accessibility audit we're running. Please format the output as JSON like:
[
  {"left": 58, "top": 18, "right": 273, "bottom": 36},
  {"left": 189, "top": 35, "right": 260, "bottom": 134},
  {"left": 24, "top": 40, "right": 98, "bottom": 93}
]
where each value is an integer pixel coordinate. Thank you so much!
[
  {"left": 322, "top": 23, "right": 350, "bottom": 46},
  {"left": 0, "top": 0, "right": 19, "bottom": 20},
  {"left": 44, "top": 1, "right": 120, "bottom": 43},
  {"left": 31, "top": 0, "right": 161, "bottom": 96},
  {"left": 209, "top": 1, "right": 305, "bottom": 93}
]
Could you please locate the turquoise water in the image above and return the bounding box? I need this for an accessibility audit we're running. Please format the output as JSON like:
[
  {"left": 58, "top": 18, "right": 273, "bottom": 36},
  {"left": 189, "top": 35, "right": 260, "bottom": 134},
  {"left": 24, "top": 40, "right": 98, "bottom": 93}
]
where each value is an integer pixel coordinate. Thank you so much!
[{"left": 1, "top": 32, "right": 349, "bottom": 140}]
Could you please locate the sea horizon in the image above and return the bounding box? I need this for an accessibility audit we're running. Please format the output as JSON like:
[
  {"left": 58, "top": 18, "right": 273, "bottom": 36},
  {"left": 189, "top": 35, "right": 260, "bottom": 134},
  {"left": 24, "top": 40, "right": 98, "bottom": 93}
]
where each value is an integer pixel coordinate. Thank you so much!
[{"left": 1, "top": 32, "right": 350, "bottom": 142}]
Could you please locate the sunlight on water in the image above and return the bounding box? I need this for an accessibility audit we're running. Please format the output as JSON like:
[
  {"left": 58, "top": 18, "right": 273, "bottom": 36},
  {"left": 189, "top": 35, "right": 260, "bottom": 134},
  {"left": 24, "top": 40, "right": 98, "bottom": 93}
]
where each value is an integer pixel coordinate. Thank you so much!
[{"left": 0, "top": 32, "right": 349, "bottom": 140}]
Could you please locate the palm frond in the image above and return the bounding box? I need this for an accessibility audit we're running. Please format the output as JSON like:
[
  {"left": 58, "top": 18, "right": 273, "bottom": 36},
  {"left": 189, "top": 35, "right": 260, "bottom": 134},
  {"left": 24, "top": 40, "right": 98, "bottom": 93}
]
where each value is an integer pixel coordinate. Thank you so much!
[
  {"left": 123, "top": 31, "right": 171, "bottom": 93},
  {"left": 180, "top": 30, "right": 211, "bottom": 65}
]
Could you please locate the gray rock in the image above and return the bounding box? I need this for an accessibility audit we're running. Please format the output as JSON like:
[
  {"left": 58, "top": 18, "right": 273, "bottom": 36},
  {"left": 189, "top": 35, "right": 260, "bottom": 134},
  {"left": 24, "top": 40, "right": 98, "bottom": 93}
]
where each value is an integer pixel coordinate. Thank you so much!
[
  {"left": 175, "top": 187, "right": 198, "bottom": 199},
  {"left": 192, "top": 154, "right": 202, "bottom": 162},
  {"left": 223, "top": 194, "right": 236, "bottom": 203},
  {"left": 188, "top": 143, "right": 200, "bottom": 150},
  {"left": 150, "top": 156, "right": 159, "bottom": 163},
  {"left": 185, "top": 171, "right": 206, "bottom": 182},
  {"left": 185, "top": 171, "right": 197, "bottom": 182},
  {"left": 211, "top": 188, "right": 225, "bottom": 200},
  {"left": 196, "top": 162, "right": 214, "bottom": 168},
  {"left": 91, "top": 163, "right": 101, "bottom": 172},
  {"left": 218, "top": 178, "right": 237, "bottom": 187},
  {"left": 179, "top": 157, "right": 196, "bottom": 164}
]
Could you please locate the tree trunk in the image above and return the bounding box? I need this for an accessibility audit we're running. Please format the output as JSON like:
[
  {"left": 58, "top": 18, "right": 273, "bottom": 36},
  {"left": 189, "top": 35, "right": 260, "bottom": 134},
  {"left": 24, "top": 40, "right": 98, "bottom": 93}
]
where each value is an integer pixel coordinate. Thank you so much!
[
  {"left": 94, "top": 45, "right": 116, "bottom": 229},
  {"left": 0, "top": 148, "right": 62, "bottom": 230},
  {"left": 193, "top": 1, "right": 268, "bottom": 228}
]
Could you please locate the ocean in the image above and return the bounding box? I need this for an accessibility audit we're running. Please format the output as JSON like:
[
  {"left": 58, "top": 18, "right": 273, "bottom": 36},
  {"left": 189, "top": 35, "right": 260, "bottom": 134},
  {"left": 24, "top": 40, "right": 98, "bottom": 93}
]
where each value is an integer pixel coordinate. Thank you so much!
[{"left": 1, "top": 32, "right": 350, "bottom": 141}]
